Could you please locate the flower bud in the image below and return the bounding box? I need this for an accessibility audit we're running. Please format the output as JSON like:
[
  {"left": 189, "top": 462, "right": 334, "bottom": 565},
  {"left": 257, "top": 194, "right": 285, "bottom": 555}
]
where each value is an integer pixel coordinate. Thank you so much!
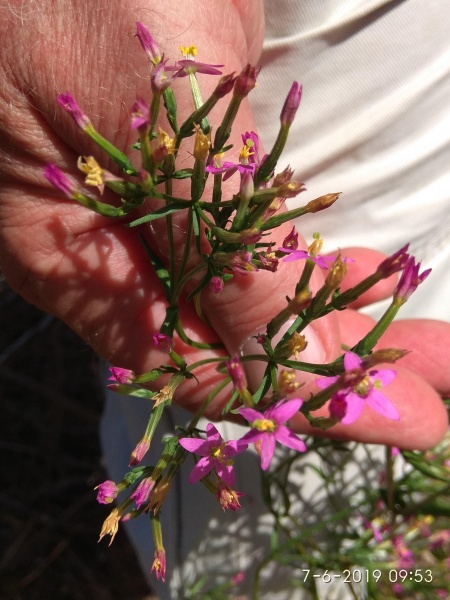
[
  {"left": 57, "top": 92, "right": 92, "bottom": 130},
  {"left": 325, "top": 255, "right": 347, "bottom": 289},
  {"left": 135, "top": 22, "right": 161, "bottom": 65},
  {"left": 44, "top": 163, "right": 77, "bottom": 198},
  {"left": 280, "top": 81, "right": 302, "bottom": 126},
  {"left": 214, "top": 72, "right": 236, "bottom": 98},
  {"left": 234, "top": 64, "right": 260, "bottom": 98},
  {"left": 306, "top": 193, "right": 340, "bottom": 213}
]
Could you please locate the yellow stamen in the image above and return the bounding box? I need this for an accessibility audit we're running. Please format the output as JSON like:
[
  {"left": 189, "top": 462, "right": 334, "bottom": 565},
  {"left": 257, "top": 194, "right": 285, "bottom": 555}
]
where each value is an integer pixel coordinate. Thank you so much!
[
  {"left": 254, "top": 418, "right": 276, "bottom": 432},
  {"left": 278, "top": 369, "right": 300, "bottom": 395},
  {"left": 239, "top": 144, "right": 254, "bottom": 163},
  {"left": 180, "top": 45, "right": 197, "bottom": 58},
  {"left": 77, "top": 156, "right": 105, "bottom": 191}
]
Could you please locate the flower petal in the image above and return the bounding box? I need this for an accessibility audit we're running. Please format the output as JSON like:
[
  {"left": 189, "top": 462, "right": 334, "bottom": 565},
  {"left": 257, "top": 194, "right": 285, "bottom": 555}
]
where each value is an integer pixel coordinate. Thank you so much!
[
  {"left": 259, "top": 435, "right": 276, "bottom": 471},
  {"left": 223, "top": 439, "right": 248, "bottom": 457},
  {"left": 281, "top": 250, "right": 309, "bottom": 262},
  {"left": 216, "top": 462, "right": 235, "bottom": 486},
  {"left": 178, "top": 437, "right": 212, "bottom": 455},
  {"left": 275, "top": 426, "right": 307, "bottom": 453},
  {"left": 343, "top": 351, "right": 363, "bottom": 371},
  {"left": 366, "top": 389, "right": 400, "bottom": 421},
  {"left": 205, "top": 423, "right": 223, "bottom": 443},
  {"left": 188, "top": 456, "right": 213, "bottom": 484},
  {"left": 369, "top": 368, "right": 396, "bottom": 387},
  {"left": 239, "top": 407, "right": 265, "bottom": 423},
  {"left": 341, "top": 394, "right": 365, "bottom": 425},
  {"left": 266, "top": 398, "right": 303, "bottom": 424},
  {"left": 315, "top": 376, "right": 339, "bottom": 389}
]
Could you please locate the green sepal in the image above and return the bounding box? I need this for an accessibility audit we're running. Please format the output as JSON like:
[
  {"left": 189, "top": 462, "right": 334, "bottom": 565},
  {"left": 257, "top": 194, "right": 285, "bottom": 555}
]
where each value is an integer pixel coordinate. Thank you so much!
[
  {"left": 163, "top": 87, "right": 179, "bottom": 133},
  {"left": 105, "top": 180, "right": 150, "bottom": 199},
  {"left": 72, "top": 192, "right": 123, "bottom": 217},
  {"left": 120, "top": 466, "right": 150, "bottom": 488},
  {"left": 110, "top": 384, "right": 157, "bottom": 399},
  {"left": 260, "top": 204, "right": 309, "bottom": 231},
  {"left": 135, "top": 368, "right": 165, "bottom": 384},
  {"left": 85, "top": 125, "right": 137, "bottom": 175}
]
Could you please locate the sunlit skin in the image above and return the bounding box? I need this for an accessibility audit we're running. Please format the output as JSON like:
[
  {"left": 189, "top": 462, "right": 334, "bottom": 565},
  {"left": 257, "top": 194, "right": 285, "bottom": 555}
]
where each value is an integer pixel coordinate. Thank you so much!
[{"left": 0, "top": 1, "right": 449, "bottom": 451}]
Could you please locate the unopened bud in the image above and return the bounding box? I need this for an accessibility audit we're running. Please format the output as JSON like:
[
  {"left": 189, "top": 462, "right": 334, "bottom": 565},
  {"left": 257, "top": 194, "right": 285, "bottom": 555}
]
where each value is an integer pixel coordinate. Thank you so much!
[
  {"left": 214, "top": 73, "right": 236, "bottom": 98},
  {"left": 280, "top": 81, "right": 302, "bottom": 126},
  {"left": 306, "top": 193, "right": 340, "bottom": 213},
  {"left": 363, "top": 348, "right": 409, "bottom": 368},
  {"left": 325, "top": 255, "right": 347, "bottom": 289},
  {"left": 234, "top": 64, "right": 260, "bottom": 98}
]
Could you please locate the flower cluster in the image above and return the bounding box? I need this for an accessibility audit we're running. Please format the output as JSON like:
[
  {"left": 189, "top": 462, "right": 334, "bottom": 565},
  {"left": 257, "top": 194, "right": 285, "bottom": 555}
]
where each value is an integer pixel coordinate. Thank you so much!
[{"left": 43, "top": 20, "right": 438, "bottom": 592}]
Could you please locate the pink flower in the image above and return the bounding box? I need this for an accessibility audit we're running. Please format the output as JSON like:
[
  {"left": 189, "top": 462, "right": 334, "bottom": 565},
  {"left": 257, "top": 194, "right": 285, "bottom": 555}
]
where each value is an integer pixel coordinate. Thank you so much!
[
  {"left": 206, "top": 159, "right": 255, "bottom": 180},
  {"left": 175, "top": 58, "right": 223, "bottom": 76},
  {"left": 241, "top": 131, "right": 262, "bottom": 167},
  {"left": 376, "top": 244, "right": 410, "bottom": 277},
  {"left": 151, "top": 548, "right": 166, "bottom": 582},
  {"left": 213, "top": 73, "right": 237, "bottom": 98},
  {"left": 57, "top": 92, "right": 91, "bottom": 129},
  {"left": 282, "top": 227, "right": 299, "bottom": 251},
  {"left": 216, "top": 481, "right": 244, "bottom": 511},
  {"left": 225, "top": 356, "right": 248, "bottom": 392},
  {"left": 316, "top": 351, "right": 399, "bottom": 425},
  {"left": 280, "top": 81, "right": 302, "bottom": 126},
  {"left": 178, "top": 424, "right": 248, "bottom": 485},
  {"left": 131, "top": 97, "right": 150, "bottom": 132},
  {"left": 394, "top": 255, "right": 431, "bottom": 304},
  {"left": 108, "top": 366, "right": 135, "bottom": 384},
  {"left": 151, "top": 58, "right": 180, "bottom": 93},
  {"left": 234, "top": 64, "right": 260, "bottom": 98},
  {"left": 95, "top": 480, "right": 119, "bottom": 504},
  {"left": 130, "top": 477, "right": 155, "bottom": 509},
  {"left": 229, "top": 251, "right": 257, "bottom": 274},
  {"left": 239, "top": 399, "right": 306, "bottom": 470},
  {"left": 329, "top": 392, "right": 348, "bottom": 421},
  {"left": 44, "top": 163, "right": 77, "bottom": 198},
  {"left": 209, "top": 276, "right": 224, "bottom": 294},
  {"left": 129, "top": 437, "right": 150, "bottom": 467},
  {"left": 135, "top": 22, "right": 161, "bottom": 64},
  {"left": 152, "top": 333, "right": 173, "bottom": 353},
  {"left": 279, "top": 247, "right": 333, "bottom": 269}
]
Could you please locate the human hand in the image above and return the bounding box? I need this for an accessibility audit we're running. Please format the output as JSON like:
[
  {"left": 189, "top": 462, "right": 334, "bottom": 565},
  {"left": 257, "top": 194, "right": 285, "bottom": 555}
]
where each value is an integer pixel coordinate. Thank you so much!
[{"left": 0, "top": 0, "right": 447, "bottom": 450}]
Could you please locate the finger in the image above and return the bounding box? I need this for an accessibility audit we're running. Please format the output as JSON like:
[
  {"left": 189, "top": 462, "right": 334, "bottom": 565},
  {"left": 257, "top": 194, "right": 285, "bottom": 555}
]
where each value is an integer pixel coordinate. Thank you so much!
[
  {"left": 292, "top": 364, "right": 447, "bottom": 450},
  {"left": 337, "top": 308, "right": 450, "bottom": 394}
]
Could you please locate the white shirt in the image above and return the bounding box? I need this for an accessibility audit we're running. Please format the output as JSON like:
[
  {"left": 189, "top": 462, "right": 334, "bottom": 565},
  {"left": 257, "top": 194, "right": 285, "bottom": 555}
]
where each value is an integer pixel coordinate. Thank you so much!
[{"left": 254, "top": 0, "right": 450, "bottom": 319}]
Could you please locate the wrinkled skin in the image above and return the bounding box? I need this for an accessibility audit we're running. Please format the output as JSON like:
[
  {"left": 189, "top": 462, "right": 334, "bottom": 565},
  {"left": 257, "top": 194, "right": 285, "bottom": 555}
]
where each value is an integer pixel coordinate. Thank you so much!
[{"left": 0, "top": 0, "right": 448, "bottom": 448}]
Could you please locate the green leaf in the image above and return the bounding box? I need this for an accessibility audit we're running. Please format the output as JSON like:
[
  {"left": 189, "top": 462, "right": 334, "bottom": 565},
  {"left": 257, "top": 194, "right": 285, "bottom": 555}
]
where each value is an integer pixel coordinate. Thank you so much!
[{"left": 127, "top": 202, "right": 187, "bottom": 227}]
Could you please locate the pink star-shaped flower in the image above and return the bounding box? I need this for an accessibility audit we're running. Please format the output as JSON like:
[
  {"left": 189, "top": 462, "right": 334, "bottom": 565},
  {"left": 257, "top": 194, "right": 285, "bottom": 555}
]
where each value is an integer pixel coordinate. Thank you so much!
[
  {"left": 179, "top": 424, "right": 248, "bottom": 485},
  {"left": 316, "top": 351, "right": 399, "bottom": 425},
  {"left": 239, "top": 399, "right": 306, "bottom": 470}
]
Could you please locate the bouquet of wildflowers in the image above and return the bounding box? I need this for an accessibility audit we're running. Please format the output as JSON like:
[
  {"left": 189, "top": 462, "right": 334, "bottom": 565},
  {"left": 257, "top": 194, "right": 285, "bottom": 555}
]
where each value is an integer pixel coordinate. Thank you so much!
[{"left": 43, "top": 22, "right": 449, "bottom": 598}]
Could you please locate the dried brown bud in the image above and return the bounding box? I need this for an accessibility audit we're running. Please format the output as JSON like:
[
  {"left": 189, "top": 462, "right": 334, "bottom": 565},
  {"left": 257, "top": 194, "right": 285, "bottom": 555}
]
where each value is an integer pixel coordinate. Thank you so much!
[
  {"left": 306, "top": 193, "right": 340, "bottom": 213},
  {"left": 363, "top": 348, "right": 409, "bottom": 368},
  {"left": 325, "top": 255, "right": 347, "bottom": 289},
  {"left": 288, "top": 288, "right": 312, "bottom": 314}
]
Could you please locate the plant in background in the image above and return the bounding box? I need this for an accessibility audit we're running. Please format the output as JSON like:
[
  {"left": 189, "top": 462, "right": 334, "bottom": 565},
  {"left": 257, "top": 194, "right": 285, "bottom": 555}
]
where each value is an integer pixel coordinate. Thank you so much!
[{"left": 44, "top": 22, "right": 448, "bottom": 598}]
